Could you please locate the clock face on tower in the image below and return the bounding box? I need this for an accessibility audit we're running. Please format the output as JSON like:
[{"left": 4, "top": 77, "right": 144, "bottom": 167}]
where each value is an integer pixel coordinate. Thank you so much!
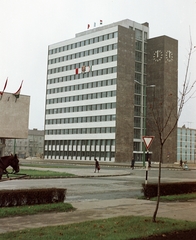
[
  {"left": 165, "top": 50, "right": 174, "bottom": 62},
  {"left": 153, "top": 50, "right": 163, "bottom": 62}
]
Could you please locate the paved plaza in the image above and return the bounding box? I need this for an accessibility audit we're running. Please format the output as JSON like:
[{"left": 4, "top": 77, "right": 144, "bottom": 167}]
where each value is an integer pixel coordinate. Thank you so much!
[{"left": 0, "top": 160, "right": 195, "bottom": 234}]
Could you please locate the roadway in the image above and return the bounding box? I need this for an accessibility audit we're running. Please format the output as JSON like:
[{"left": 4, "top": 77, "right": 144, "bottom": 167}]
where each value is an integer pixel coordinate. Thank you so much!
[{"left": 0, "top": 162, "right": 195, "bottom": 203}]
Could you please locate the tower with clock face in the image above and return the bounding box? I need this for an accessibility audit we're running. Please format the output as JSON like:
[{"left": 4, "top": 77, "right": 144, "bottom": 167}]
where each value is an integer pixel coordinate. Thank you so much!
[{"left": 146, "top": 36, "right": 178, "bottom": 163}]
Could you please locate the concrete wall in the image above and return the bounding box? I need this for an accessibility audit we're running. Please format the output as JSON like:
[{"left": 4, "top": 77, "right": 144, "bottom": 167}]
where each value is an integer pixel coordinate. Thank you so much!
[
  {"left": 146, "top": 36, "right": 178, "bottom": 163},
  {"left": 0, "top": 92, "right": 30, "bottom": 139}
]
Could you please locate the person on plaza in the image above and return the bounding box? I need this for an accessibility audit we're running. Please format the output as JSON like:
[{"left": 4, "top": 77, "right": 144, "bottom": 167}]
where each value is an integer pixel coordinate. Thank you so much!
[
  {"left": 183, "top": 161, "right": 189, "bottom": 170},
  {"left": 94, "top": 158, "right": 100, "bottom": 173},
  {"left": 131, "top": 157, "right": 135, "bottom": 170},
  {"left": 148, "top": 157, "right": 151, "bottom": 168},
  {"left": 180, "top": 159, "right": 183, "bottom": 167}
]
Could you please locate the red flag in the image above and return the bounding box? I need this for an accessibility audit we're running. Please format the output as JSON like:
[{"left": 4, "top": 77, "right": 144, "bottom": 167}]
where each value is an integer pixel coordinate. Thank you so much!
[
  {"left": 75, "top": 66, "right": 91, "bottom": 75},
  {"left": 0, "top": 78, "right": 8, "bottom": 95},
  {"left": 87, "top": 24, "right": 90, "bottom": 29},
  {"left": 13, "top": 80, "right": 23, "bottom": 99}
]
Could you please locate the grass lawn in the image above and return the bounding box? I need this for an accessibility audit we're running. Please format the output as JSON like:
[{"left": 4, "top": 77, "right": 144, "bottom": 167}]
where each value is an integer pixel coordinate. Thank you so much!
[
  {"left": 0, "top": 202, "right": 75, "bottom": 218},
  {"left": 149, "top": 193, "right": 196, "bottom": 202},
  {"left": 2, "top": 168, "right": 76, "bottom": 179},
  {"left": 20, "top": 163, "right": 85, "bottom": 169},
  {"left": 0, "top": 215, "right": 196, "bottom": 240}
]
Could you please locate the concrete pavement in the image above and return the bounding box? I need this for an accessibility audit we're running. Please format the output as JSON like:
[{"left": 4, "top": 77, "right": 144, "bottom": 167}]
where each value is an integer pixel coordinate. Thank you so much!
[
  {"left": 0, "top": 197, "right": 196, "bottom": 234},
  {"left": 0, "top": 161, "right": 196, "bottom": 234}
]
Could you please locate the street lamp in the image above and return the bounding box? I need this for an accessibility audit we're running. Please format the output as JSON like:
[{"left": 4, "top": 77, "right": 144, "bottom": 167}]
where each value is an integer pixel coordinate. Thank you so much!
[{"left": 134, "top": 80, "right": 155, "bottom": 167}]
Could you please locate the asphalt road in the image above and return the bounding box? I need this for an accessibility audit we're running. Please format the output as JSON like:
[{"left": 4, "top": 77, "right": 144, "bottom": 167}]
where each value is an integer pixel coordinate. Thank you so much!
[{"left": 0, "top": 165, "right": 195, "bottom": 202}]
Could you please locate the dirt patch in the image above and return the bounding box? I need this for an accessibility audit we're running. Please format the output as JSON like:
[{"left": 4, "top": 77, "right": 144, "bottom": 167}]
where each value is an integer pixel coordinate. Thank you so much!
[{"left": 134, "top": 229, "right": 196, "bottom": 240}]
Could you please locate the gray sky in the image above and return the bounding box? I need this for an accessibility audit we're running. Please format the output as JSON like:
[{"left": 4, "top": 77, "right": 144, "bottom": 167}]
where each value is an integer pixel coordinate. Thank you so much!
[{"left": 0, "top": 0, "right": 196, "bottom": 130}]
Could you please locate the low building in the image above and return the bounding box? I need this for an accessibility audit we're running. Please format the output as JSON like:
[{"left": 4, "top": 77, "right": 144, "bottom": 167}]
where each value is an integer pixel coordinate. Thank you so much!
[
  {"left": 4, "top": 129, "right": 44, "bottom": 158},
  {"left": 177, "top": 125, "right": 196, "bottom": 163}
]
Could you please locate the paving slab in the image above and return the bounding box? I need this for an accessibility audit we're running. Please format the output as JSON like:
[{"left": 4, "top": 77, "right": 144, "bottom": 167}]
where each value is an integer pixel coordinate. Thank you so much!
[
  {"left": 0, "top": 161, "right": 195, "bottom": 234},
  {"left": 0, "top": 198, "right": 196, "bottom": 234}
]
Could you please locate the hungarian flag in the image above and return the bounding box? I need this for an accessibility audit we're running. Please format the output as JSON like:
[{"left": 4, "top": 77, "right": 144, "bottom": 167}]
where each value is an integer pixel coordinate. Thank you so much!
[
  {"left": 13, "top": 80, "right": 23, "bottom": 99},
  {"left": 100, "top": 20, "right": 103, "bottom": 25},
  {"left": 75, "top": 66, "right": 91, "bottom": 74},
  {"left": 0, "top": 78, "right": 8, "bottom": 96}
]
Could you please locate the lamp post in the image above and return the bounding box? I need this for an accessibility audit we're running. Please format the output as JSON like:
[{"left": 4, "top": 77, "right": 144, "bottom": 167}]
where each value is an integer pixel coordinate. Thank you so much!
[{"left": 134, "top": 80, "right": 155, "bottom": 167}]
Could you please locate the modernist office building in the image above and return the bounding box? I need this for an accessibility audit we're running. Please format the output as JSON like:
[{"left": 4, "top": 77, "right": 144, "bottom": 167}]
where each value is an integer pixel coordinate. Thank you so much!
[{"left": 44, "top": 19, "right": 178, "bottom": 163}]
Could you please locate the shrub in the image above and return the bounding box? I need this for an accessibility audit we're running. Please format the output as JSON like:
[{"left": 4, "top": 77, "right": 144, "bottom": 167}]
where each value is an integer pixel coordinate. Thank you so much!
[
  {"left": 142, "top": 182, "right": 196, "bottom": 199},
  {"left": 0, "top": 188, "right": 66, "bottom": 207}
]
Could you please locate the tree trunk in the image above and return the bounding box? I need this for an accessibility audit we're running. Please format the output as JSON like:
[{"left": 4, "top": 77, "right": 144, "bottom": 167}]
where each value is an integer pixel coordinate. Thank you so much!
[{"left": 152, "top": 144, "right": 163, "bottom": 222}]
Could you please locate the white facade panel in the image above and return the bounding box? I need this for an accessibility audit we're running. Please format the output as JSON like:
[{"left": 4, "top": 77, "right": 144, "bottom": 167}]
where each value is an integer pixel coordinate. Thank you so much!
[{"left": 45, "top": 133, "right": 115, "bottom": 141}]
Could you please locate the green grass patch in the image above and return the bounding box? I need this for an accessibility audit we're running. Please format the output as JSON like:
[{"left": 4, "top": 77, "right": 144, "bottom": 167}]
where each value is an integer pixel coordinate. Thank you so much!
[
  {"left": 0, "top": 202, "right": 75, "bottom": 218},
  {"left": 1, "top": 215, "right": 196, "bottom": 239},
  {"left": 150, "top": 193, "right": 196, "bottom": 202},
  {"left": 3, "top": 168, "right": 76, "bottom": 179},
  {"left": 139, "top": 193, "right": 196, "bottom": 202},
  {"left": 21, "top": 163, "right": 73, "bottom": 168},
  {"left": 21, "top": 163, "right": 89, "bottom": 169}
]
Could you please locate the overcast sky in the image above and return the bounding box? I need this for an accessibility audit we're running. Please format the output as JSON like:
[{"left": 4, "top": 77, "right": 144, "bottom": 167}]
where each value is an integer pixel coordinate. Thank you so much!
[{"left": 0, "top": 0, "right": 196, "bottom": 130}]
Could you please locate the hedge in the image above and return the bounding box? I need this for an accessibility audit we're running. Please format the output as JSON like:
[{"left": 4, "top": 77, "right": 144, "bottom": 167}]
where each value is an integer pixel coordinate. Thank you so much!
[
  {"left": 0, "top": 188, "right": 66, "bottom": 207},
  {"left": 142, "top": 182, "right": 196, "bottom": 199}
]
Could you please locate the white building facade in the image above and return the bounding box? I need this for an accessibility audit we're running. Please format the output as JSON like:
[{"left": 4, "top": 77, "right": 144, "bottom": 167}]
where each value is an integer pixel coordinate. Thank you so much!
[
  {"left": 5, "top": 129, "right": 44, "bottom": 158},
  {"left": 44, "top": 19, "right": 149, "bottom": 162},
  {"left": 177, "top": 126, "right": 196, "bottom": 163}
]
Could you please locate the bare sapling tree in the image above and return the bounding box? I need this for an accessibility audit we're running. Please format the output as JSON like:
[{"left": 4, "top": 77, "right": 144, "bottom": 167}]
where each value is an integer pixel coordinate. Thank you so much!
[{"left": 148, "top": 38, "right": 196, "bottom": 222}]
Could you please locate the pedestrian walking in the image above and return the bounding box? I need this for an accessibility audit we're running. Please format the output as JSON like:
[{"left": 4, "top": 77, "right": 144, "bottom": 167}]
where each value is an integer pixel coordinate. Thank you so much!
[
  {"left": 183, "top": 161, "right": 189, "bottom": 170},
  {"left": 148, "top": 158, "right": 151, "bottom": 168},
  {"left": 180, "top": 159, "right": 183, "bottom": 167},
  {"left": 94, "top": 158, "right": 100, "bottom": 173},
  {"left": 131, "top": 157, "right": 135, "bottom": 170}
]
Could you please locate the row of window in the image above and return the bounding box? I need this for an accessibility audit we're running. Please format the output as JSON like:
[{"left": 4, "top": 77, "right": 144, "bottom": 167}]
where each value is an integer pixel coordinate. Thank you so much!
[
  {"left": 47, "top": 78, "right": 116, "bottom": 95},
  {"left": 45, "top": 114, "right": 116, "bottom": 125},
  {"left": 47, "top": 70, "right": 143, "bottom": 86},
  {"left": 44, "top": 151, "right": 115, "bottom": 161},
  {"left": 135, "top": 51, "right": 147, "bottom": 63},
  {"left": 45, "top": 117, "right": 142, "bottom": 139},
  {"left": 135, "top": 40, "right": 147, "bottom": 52},
  {"left": 46, "top": 102, "right": 116, "bottom": 115},
  {"left": 134, "top": 106, "right": 142, "bottom": 116},
  {"left": 47, "top": 151, "right": 115, "bottom": 159},
  {"left": 45, "top": 139, "right": 115, "bottom": 146},
  {"left": 135, "top": 62, "right": 146, "bottom": 73},
  {"left": 45, "top": 127, "right": 116, "bottom": 135},
  {"left": 134, "top": 29, "right": 148, "bottom": 41},
  {"left": 48, "top": 43, "right": 117, "bottom": 74},
  {"left": 45, "top": 139, "right": 141, "bottom": 150},
  {"left": 134, "top": 95, "right": 142, "bottom": 105},
  {"left": 49, "top": 45, "right": 117, "bottom": 65},
  {"left": 46, "top": 90, "right": 116, "bottom": 105},
  {"left": 49, "top": 32, "right": 118, "bottom": 55},
  {"left": 48, "top": 66, "right": 117, "bottom": 79},
  {"left": 134, "top": 117, "right": 142, "bottom": 128},
  {"left": 48, "top": 55, "right": 117, "bottom": 76}
]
